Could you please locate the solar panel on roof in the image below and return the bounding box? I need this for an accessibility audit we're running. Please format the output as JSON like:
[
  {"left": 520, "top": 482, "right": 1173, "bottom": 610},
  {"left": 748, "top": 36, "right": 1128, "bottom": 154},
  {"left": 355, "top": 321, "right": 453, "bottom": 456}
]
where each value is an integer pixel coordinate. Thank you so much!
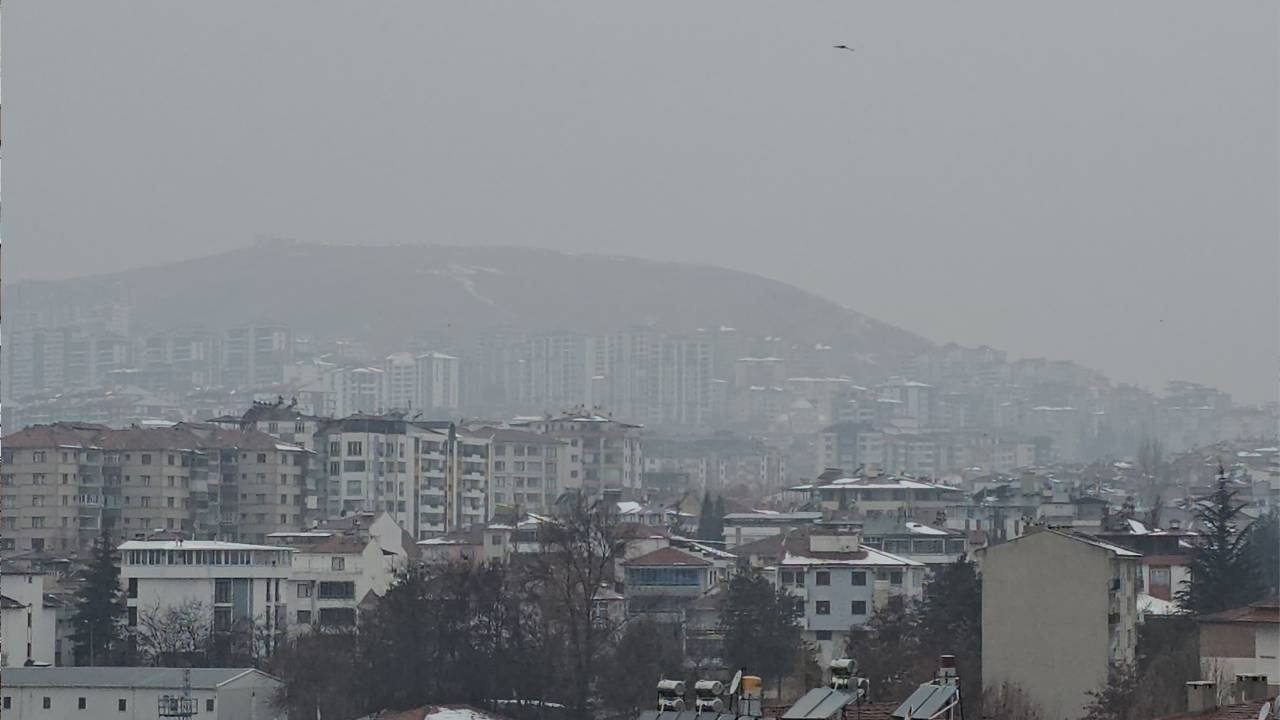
[
  {"left": 891, "top": 683, "right": 957, "bottom": 719},
  {"left": 782, "top": 688, "right": 855, "bottom": 720}
]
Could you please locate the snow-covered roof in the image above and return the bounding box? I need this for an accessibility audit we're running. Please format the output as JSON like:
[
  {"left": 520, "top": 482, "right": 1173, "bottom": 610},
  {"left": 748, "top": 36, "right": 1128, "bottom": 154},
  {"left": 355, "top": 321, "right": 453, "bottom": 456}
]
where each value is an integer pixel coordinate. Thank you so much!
[
  {"left": 119, "top": 540, "right": 287, "bottom": 552},
  {"left": 780, "top": 546, "right": 923, "bottom": 567},
  {"left": 903, "top": 522, "right": 949, "bottom": 536}
]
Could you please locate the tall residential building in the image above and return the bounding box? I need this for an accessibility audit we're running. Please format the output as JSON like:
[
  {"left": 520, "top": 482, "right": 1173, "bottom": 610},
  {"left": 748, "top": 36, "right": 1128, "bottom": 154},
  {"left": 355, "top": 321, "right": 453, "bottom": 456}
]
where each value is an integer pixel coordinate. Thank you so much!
[
  {"left": 313, "top": 416, "right": 491, "bottom": 539},
  {"left": 221, "top": 324, "right": 293, "bottom": 389},
  {"left": 414, "top": 352, "right": 460, "bottom": 413},
  {"left": 468, "top": 427, "right": 580, "bottom": 514},
  {"left": 519, "top": 410, "right": 642, "bottom": 496},
  {"left": 591, "top": 331, "right": 714, "bottom": 427},
  {"left": 517, "top": 334, "right": 593, "bottom": 415},
  {"left": 980, "top": 529, "right": 1140, "bottom": 720},
  {"left": 0, "top": 422, "right": 314, "bottom": 554}
]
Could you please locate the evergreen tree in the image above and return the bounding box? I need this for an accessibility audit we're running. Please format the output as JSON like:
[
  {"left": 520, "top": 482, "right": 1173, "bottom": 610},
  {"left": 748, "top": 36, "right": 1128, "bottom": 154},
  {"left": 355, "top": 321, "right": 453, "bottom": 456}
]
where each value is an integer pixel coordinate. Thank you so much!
[
  {"left": 712, "top": 496, "right": 726, "bottom": 541},
  {"left": 697, "top": 492, "right": 716, "bottom": 541},
  {"left": 845, "top": 596, "right": 929, "bottom": 702},
  {"left": 1246, "top": 509, "right": 1279, "bottom": 592},
  {"left": 1177, "top": 479, "right": 1264, "bottom": 614},
  {"left": 917, "top": 558, "right": 983, "bottom": 716},
  {"left": 721, "top": 570, "right": 802, "bottom": 691},
  {"left": 71, "top": 529, "right": 128, "bottom": 665}
]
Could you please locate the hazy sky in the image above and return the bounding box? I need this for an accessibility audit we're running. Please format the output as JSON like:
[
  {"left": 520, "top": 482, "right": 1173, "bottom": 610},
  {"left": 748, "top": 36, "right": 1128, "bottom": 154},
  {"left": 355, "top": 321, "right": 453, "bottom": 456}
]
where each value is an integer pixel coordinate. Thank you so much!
[{"left": 5, "top": 2, "right": 1277, "bottom": 402}]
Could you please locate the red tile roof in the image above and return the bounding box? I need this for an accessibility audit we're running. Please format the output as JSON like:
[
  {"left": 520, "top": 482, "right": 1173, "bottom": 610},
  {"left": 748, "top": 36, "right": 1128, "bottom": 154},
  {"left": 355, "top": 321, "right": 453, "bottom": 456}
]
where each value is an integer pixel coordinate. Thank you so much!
[
  {"left": 1199, "top": 593, "right": 1280, "bottom": 624},
  {"left": 623, "top": 546, "right": 712, "bottom": 567}
]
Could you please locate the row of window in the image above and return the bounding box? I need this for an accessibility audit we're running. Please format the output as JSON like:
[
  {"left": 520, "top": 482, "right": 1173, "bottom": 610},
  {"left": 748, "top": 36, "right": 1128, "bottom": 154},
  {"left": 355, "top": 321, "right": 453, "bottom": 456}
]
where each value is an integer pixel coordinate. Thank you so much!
[
  {"left": 0, "top": 696, "right": 213, "bottom": 712},
  {"left": 813, "top": 600, "right": 869, "bottom": 616},
  {"left": 124, "top": 549, "right": 289, "bottom": 566}
]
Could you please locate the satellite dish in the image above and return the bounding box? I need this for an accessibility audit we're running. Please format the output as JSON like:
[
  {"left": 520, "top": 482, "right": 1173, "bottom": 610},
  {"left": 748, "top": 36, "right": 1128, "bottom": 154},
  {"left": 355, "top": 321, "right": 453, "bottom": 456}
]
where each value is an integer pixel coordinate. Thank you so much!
[
  {"left": 1258, "top": 701, "right": 1271, "bottom": 720},
  {"left": 728, "top": 670, "right": 743, "bottom": 696}
]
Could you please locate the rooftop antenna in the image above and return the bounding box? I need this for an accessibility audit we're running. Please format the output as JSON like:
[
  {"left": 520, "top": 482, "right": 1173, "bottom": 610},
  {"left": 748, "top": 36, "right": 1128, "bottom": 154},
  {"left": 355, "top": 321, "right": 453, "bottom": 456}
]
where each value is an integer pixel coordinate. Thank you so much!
[{"left": 157, "top": 667, "right": 198, "bottom": 719}]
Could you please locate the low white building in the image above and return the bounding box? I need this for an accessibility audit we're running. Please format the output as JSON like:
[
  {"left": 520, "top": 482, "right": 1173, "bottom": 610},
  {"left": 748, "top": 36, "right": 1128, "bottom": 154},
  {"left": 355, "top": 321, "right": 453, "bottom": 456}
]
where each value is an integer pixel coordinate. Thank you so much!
[
  {"left": 119, "top": 540, "right": 293, "bottom": 637},
  {"left": 0, "top": 571, "right": 58, "bottom": 668},
  {"left": 766, "top": 526, "right": 925, "bottom": 665},
  {"left": 286, "top": 535, "right": 395, "bottom": 630},
  {"left": 0, "top": 666, "right": 282, "bottom": 719}
]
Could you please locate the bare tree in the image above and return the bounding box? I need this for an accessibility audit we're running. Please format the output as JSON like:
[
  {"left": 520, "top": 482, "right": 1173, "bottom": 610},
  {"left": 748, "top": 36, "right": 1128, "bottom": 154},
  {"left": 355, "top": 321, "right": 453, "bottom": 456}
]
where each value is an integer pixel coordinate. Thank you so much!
[
  {"left": 981, "top": 682, "right": 1045, "bottom": 720},
  {"left": 532, "top": 493, "right": 624, "bottom": 720},
  {"left": 134, "top": 600, "right": 214, "bottom": 667}
]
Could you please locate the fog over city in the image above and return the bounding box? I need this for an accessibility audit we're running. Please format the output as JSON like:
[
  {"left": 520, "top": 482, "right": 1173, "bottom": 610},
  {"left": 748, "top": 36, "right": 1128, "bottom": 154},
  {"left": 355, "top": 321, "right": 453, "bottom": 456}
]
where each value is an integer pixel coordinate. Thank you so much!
[
  {"left": 5, "top": 1, "right": 1276, "bottom": 401},
  {"left": 1, "top": 4, "right": 1278, "bottom": 720}
]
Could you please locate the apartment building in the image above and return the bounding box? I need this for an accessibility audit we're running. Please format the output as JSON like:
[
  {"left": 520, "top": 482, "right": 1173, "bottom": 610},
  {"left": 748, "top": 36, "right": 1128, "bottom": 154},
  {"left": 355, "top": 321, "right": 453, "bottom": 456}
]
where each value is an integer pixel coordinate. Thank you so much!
[
  {"left": 468, "top": 427, "right": 578, "bottom": 513},
  {"left": 0, "top": 571, "right": 58, "bottom": 667},
  {"left": 814, "top": 475, "right": 963, "bottom": 519},
  {"left": 0, "top": 423, "right": 313, "bottom": 554},
  {"left": 285, "top": 535, "right": 396, "bottom": 630},
  {"left": 220, "top": 323, "right": 293, "bottom": 389},
  {"left": 979, "top": 529, "right": 1140, "bottom": 720},
  {"left": 766, "top": 526, "right": 925, "bottom": 666},
  {"left": 314, "top": 416, "right": 492, "bottom": 538},
  {"left": 120, "top": 540, "right": 293, "bottom": 638},
  {"left": 519, "top": 410, "right": 642, "bottom": 496}
]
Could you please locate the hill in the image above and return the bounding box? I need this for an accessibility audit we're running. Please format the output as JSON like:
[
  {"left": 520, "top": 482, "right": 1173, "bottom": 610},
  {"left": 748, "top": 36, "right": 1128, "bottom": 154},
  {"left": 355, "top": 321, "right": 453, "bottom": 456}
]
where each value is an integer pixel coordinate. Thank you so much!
[{"left": 6, "top": 242, "right": 933, "bottom": 372}]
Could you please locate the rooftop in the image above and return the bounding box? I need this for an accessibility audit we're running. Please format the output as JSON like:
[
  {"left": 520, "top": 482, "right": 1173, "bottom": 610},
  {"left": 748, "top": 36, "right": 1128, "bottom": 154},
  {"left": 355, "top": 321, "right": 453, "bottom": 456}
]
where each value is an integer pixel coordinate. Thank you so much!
[
  {"left": 0, "top": 667, "right": 274, "bottom": 689},
  {"left": 119, "top": 540, "right": 287, "bottom": 552},
  {"left": 624, "top": 546, "right": 712, "bottom": 567}
]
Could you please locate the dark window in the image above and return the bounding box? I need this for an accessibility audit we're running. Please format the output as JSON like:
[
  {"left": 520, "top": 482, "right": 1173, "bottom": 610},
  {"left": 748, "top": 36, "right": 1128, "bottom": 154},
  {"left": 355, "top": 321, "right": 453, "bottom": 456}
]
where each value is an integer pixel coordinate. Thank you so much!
[
  {"left": 43, "top": 697, "right": 52, "bottom": 709},
  {"left": 257, "top": 453, "right": 268, "bottom": 464},
  {"left": 141, "top": 454, "right": 152, "bottom": 465},
  {"left": 207, "top": 699, "right": 215, "bottom": 712},
  {"left": 319, "top": 607, "right": 357, "bottom": 626},
  {"left": 79, "top": 697, "right": 87, "bottom": 709},
  {"left": 890, "top": 571, "right": 904, "bottom": 585},
  {"left": 2, "top": 697, "right": 9, "bottom": 709},
  {"left": 318, "top": 581, "right": 355, "bottom": 599},
  {"left": 815, "top": 630, "right": 833, "bottom": 641},
  {"left": 815, "top": 601, "right": 831, "bottom": 615},
  {"left": 128, "top": 578, "right": 138, "bottom": 598},
  {"left": 128, "top": 607, "right": 138, "bottom": 627},
  {"left": 297, "top": 610, "right": 312, "bottom": 624},
  {"left": 816, "top": 571, "right": 830, "bottom": 586},
  {"left": 119, "top": 698, "right": 128, "bottom": 711},
  {"left": 851, "top": 601, "right": 868, "bottom": 615},
  {"left": 851, "top": 571, "right": 867, "bottom": 586}
]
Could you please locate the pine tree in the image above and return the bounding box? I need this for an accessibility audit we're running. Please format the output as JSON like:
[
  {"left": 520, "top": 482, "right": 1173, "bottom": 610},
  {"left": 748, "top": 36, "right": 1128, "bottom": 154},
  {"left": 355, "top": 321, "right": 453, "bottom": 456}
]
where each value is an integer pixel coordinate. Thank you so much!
[
  {"left": 712, "top": 496, "right": 726, "bottom": 542},
  {"left": 1246, "top": 509, "right": 1279, "bottom": 592},
  {"left": 697, "top": 492, "right": 716, "bottom": 541},
  {"left": 721, "top": 570, "right": 802, "bottom": 690},
  {"left": 1177, "top": 479, "right": 1264, "bottom": 614},
  {"left": 71, "top": 529, "right": 128, "bottom": 665}
]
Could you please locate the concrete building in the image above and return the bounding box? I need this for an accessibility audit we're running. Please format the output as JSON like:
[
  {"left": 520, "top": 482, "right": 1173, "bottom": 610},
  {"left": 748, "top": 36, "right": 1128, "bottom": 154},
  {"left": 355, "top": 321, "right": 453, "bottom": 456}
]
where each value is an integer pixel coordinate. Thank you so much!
[
  {"left": 468, "top": 426, "right": 578, "bottom": 514},
  {"left": 814, "top": 476, "right": 963, "bottom": 520},
  {"left": 415, "top": 352, "right": 460, "bottom": 413},
  {"left": 621, "top": 546, "right": 727, "bottom": 623},
  {"left": 120, "top": 540, "right": 293, "bottom": 639},
  {"left": 0, "top": 571, "right": 57, "bottom": 668},
  {"left": 0, "top": 666, "right": 283, "bottom": 720},
  {"left": 979, "top": 529, "right": 1140, "bottom": 720},
  {"left": 1196, "top": 594, "right": 1279, "bottom": 697},
  {"left": 519, "top": 410, "right": 642, "bottom": 496},
  {"left": 220, "top": 323, "right": 293, "bottom": 389},
  {"left": 284, "top": 534, "right": 395, "bottom": 630},
  {"left": 760, "top": 526, "right": 925, "bottom": 666}
]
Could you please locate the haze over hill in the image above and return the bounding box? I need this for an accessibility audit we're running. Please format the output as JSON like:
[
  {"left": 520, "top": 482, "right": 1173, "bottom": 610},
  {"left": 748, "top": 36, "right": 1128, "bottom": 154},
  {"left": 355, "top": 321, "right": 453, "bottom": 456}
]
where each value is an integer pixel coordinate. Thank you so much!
[{"left": 6, "top": 242, "right": 934, "bottom": 376}]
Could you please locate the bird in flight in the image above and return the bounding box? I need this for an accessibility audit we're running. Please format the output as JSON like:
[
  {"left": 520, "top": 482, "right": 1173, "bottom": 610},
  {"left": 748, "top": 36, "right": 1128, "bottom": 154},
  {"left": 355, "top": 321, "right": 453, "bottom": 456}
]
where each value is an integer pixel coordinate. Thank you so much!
[{"left": 833, "top": 45, "right": 855, "bottom": 52}]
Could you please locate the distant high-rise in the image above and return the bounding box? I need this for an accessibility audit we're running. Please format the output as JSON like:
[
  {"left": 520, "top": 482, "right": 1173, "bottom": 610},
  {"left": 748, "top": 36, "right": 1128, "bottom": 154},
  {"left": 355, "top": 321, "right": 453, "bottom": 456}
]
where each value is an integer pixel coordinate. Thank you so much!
[{"left": 221, "top": 323, "right": 293, "bottom": 389}]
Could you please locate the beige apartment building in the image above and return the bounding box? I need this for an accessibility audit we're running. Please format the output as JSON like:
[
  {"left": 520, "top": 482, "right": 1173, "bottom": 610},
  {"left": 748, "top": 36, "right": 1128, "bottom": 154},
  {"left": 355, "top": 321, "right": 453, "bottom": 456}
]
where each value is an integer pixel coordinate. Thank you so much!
[{"left": 979, "top": 528, "right": 1140, "bottom": 720}]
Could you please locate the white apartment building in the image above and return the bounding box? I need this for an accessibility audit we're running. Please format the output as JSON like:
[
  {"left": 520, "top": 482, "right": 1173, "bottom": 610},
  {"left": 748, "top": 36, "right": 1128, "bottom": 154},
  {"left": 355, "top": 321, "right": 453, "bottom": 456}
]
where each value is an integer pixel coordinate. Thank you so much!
[
  {"left": 979, "top": 529, "right": 1140, "bottom": 720},
  {"left": 285, "top": 535, "right": 395, "bottom": 630},
  {"left": 381, "top": 352, "right": 417, "bottom": 411},
  {"left": 0, "top": 667, "right": 283, "bottom": 720},
  {"left": 415, "top": 352, "right": 460, "bottom": 412},
  {"left": 769, "top": 527, "right": 925, "bottom": 666},
  {"left": 0, "top": 571, "right": 57, "bottom": 668},
  {"left": 120, "top": 540, "right": 293, "bottom": 639}
]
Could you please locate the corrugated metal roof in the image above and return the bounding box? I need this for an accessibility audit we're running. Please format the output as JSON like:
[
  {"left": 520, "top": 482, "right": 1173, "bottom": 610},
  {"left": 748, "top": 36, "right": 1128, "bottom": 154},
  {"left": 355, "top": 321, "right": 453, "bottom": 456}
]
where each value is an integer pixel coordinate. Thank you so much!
[
  {"left": 0, "top": 667, "right": 273, "bottom": 689},
  {"left": 783, "top": 688, "right": 855, "bottom": 720}
]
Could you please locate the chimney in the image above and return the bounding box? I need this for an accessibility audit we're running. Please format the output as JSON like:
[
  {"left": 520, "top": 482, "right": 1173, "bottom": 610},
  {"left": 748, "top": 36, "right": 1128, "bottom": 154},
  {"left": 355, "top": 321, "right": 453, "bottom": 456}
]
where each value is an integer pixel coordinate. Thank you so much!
[
  {"left": 1186, "top": 681, "right": 1217, "bottom": 713},
  {"left": 1233, "top": 674, "right": 1269, "bottom": 702}
]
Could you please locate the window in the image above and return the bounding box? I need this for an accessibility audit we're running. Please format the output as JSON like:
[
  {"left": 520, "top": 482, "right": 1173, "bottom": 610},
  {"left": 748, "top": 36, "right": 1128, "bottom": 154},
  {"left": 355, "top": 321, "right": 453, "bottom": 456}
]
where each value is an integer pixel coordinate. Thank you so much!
[
  {"left": 816, "top": 571, "right": 830, "bottom": 586},
  {"left": 297, "top": 610, "right": 312, "bottom": 624},
  {"left": 890, "top": 571, "right": 903, "bottom": 586},
  {"left": 119, "top": 699, "right": 128, "bottom": 712},
  {"left": 43, "top": 697, "right": 52, "bottom": 709},
  {"left": 31, "top": 517, "right": 46, "bottom": 528},
  {"left": 318, "top": 581, "right": 356, "bottom": 599},
  {"left": 207, "top": 699, "right": 216, "bottom": 712},
  {"left": 494, "top": 461, "right": 505, "bottom": 471},
  {"left": 329, "top": 461, "right": 340, "bottom": 476},
  {"left": 319, "top": 607, "right": 357, "bottom": 626},
  {"left": 347, "top": 441, "right": 363, "bottom": 457},
  {"left": 297, "top": 583, "right": 313, "bottom": 598},
  {"left": 815, "top": 630, "right": 833, "bottom": 641},
  {"left": 851, "top": 571, "right": 867, "bottom": 586},
  {"left": 329, "top": 441, "right": 341, "bottom": 455},
  {"left": 2, "top": 697, "right": 9, "bottom": 710},
  {"left": 257, "top": 453, "right": 268, "bottom": 464},
  {"left": 141, "top": 454, "right": 152, "bottom": 465},
  {"left": 815, "top": 601, "right": 831, "bottom": 615},
  {"left": 331, "top": 557, "right": 345, "bottom": 571},
  {"left": 128, "top": 607, "right": 138, "bottom": 626},
  {"left": 851, "top": 601, "right": 867, "bottom": 615},
  {"left": 128, "top": 578, "right": 138, "bottom": 598},
  {"left": 79, "top": 697, "right": 87, "bottom": 709}
]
